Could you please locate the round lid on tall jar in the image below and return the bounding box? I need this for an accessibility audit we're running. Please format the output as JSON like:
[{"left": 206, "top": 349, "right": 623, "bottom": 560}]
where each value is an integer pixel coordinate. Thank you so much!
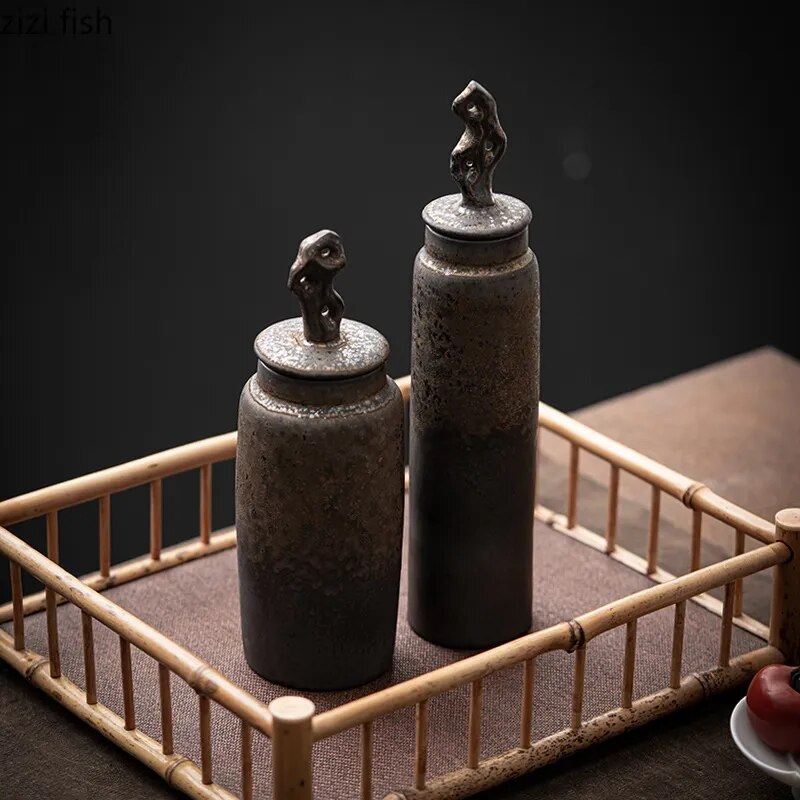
[{"left": 421, "top": 80, "right": 532, "bottom": 264}]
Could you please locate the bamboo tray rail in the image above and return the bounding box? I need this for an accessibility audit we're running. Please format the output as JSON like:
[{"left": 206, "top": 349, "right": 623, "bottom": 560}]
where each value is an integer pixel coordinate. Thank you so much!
[{"left": 1, "top": 374, "right": 798, "bottom": 800}]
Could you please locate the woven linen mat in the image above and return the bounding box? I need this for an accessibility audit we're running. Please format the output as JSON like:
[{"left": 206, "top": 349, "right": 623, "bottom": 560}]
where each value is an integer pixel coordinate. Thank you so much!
[{"left": 6, "top": 496, "right": 764, "bottom": 800}]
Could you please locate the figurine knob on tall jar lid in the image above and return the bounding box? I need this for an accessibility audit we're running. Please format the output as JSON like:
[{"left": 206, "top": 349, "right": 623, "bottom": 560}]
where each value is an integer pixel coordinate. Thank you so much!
[
  {"left": 409, "top": 82, "right": 540, "bottom": 648},
  {"left": 236, "top": 230, "right": 405, "bottom": 690}
]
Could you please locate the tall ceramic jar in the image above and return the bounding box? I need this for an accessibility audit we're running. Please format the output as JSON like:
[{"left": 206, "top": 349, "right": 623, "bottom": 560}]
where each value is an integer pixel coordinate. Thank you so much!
[
  {"left": 409, "top": 82, "right": 540, "bottom": 649},
  {"left": 236, "top": 230, "right": 405, "bottom": 690}
]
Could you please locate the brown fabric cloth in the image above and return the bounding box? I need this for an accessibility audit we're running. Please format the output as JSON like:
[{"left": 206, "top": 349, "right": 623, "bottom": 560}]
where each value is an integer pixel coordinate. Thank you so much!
[
  {"left": 572, "top": 347, "right": 800, "bottom": 525},
  {"left": 538, "top": 346, "right": 800, "bottom": 623},
  {"left": 1, "top": 347, "right": 797, "bottom": 799}
]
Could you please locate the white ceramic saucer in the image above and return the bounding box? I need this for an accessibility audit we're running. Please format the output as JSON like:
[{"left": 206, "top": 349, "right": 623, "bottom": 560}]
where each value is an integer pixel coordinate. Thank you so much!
[{"left": 730, "top": 697, "right": 800, "bottom": 798}]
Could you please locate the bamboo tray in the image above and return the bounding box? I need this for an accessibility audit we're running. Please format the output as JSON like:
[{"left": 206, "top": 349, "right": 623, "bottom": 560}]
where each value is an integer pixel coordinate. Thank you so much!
[{"left": 1, "top": 375, "right": 798, "bottom": 800}]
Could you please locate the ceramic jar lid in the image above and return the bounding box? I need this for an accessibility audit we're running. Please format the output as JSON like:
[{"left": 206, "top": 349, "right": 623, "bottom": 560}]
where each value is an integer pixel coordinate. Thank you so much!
[
  {"left": 255, "top": 318, "right": 389, "bottom": 380},
  {"left": 422, "top": 80, "right": 531, "bottom": 242},
  {"left": 254, "top": 229, "right": 389, "bottom": 381}
]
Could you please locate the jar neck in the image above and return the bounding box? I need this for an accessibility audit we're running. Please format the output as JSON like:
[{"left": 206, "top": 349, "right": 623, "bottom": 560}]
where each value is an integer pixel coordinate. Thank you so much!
[
  {"left": 256, "top": 361, "right": 387, "bottom": 406},
  {"left": 424, "top": 225, "right": 529, "bottom": 266}
]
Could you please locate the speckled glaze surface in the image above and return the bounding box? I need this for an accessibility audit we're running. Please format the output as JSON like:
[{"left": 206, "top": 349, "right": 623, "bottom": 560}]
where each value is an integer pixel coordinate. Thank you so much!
[
  {"left": 236, "top": 373, "right": 404, "bottom": 690},
  {"left": 255, "top": 318, "right": 390, "bottom": 379},
  {"left": 422, "top": 192, "right": 531, "bottom": 240},
  {"left": 408, "top": 228, "right": 540, "bottom": 649}
]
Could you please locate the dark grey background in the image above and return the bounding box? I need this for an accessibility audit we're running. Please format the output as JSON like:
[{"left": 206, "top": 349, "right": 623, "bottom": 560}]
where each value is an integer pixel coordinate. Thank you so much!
[{"left": 0, "top": 2, "right": 794, "bottom": 598}]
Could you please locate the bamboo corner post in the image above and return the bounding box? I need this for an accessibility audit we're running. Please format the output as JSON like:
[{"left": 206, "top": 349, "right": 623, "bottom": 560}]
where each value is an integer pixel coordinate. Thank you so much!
[
  {"left": 269, "top": 696, "right": 314, "bottom": 800},
  {"left": 769, "top": 508, "right": 800, "bottom": 663}
]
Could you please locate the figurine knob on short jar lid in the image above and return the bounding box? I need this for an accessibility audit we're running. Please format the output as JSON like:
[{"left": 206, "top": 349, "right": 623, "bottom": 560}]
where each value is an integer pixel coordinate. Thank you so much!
[
  {"left": 409, "top": 81, "right": 540, "bottom": 649},
  {"left": 235, "top": 230, "right": 405, "bottom": 690}
]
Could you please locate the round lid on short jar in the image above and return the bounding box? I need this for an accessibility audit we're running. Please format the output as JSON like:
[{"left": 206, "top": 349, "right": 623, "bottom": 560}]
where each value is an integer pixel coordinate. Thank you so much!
[
  {"left": 256, "top": 318, "right": 389, "bottom": 381},
  {"left": 254, "top": 229, "right": 390, "bottom": 382}
]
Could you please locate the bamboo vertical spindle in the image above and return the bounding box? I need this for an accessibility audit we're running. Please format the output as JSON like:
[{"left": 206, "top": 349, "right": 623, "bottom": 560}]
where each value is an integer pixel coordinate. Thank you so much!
[
  {"left": 47, "top": 511, "right": 58, "bottom": 564},
  {"left": 159, "top": 664, "right": 173, "bottom": 755},
  {"left": 98, "top": 494, "right": 111, "bottom": 578},
  {"left": 467, "top": 679, "right": 483, "bottom": 769},
  {"left": 241, "top": 720, "right": 253, "bottom": 800},
  {"left": 361, "top": 720, "right": 373, "bottom": 800},
  {"left": 571, "top": 646, "right": 586, "bottom": 730},
  {"left": 46, "top": 511, "right": 59, "bottom": 562},
  {"left": 769, "top": 509, "right": 800, "bottom": 663},
  {"left": 9, "top": 561, "right": 24, "bottom": 650},
  {"left": 120, "top": 637, "right": 135, "bottom": 730},
  {"left": 150, "top": 479, "right": 163, "bottom": 561},
  {"left": 646, "top": 486, "right": 660, "bottom": 575},
  {"left": 733, "top": 528, "right": 745, "bottom": 617},
  {"left": 45, "top": 589, "right": 60, "bottom": 678},
  {"left": 200, "top": 464, "right": 212, "bottom": 545},
  {"left": 199, "top": 694, "right": 212, "bottom": 784},
  {"left": 622, "top": 619, "right": 637, "bottom": 709},
  {"left": 532, "top": 432, "right": 539, "bottom": 511},
  {"left": 566, "top": 444, "right": 579, "bottom": 529},
  {"left": 520, "top": 658, "right": 535, "bottom": 749},
  {"left": 719, "top": 582, "right": 735, "bottom": 667},
  {"left": 415, "top": 700, "right": 428, "bottom": 790},
  {"left": 690, "top": 510, "right": 702, "bottom": 572},
  {"left": 605, "top": 464, "right": 620, "bottom": 554},
  {"left": 269, "top": 696, "right": 314, "bottom": 800},
  {"left": 45, "top": 511, "right": 60, "bottom": 678},
  {"left": 81, "top": 611, "right": 97, "bottom": 705},
  {"left": 670, "top": 600, "right": 687, "bottom": 689}
]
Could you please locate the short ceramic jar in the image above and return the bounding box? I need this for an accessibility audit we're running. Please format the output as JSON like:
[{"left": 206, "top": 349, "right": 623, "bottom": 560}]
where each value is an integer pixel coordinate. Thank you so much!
[{"left": 236, "top": 230, "right": 405, "bottom": 690}]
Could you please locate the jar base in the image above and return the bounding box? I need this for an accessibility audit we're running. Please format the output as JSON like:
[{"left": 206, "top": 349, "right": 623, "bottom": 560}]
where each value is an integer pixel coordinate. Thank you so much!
[
  {"left": 243, "top": 651, "right": 394, "bottom": 692},
  {"left": 407, "top": 614, "right": 534, "bottom": 651}
]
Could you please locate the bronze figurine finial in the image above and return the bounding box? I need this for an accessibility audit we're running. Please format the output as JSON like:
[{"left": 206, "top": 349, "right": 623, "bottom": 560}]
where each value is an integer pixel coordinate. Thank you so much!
[
  {"left": 287, "top": 229, "right": 346, "bottom": 344},
  {"left": 450, "top": 80, "right": 507, "bottom": 208}
]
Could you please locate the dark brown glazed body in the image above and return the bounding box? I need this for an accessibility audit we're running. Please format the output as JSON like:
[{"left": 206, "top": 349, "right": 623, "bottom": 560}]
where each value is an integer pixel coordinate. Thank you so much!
[
  {"left": 236, "top": 371, "right": 404, "bottom": 690},
  {"left": 409, "top": 226, "right": 540, "bottom": 648}
]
